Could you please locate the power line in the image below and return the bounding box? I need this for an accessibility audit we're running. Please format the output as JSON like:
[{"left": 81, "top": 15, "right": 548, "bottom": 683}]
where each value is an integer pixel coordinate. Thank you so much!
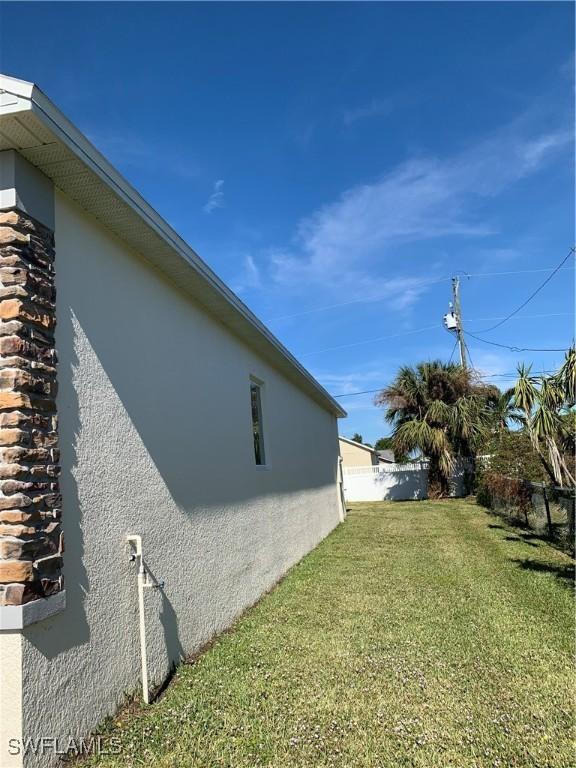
[
  {"left": 472, "top": 247, "right": 575, "bottom": 333},
  {"left": 333, "top": 388, "right": 384, "bottom": 398},
  {"left": 265, "top": 276, "right": 452, "bottom": 322},
  {"left": 331, "top": 369, "right": 557, "bottom": 398},
  {"left": 463, "top": 339, "right": 475, "bottom": 370},
  {"left": 465, "top": 266, "right": 574, "bottom": 279},
  {"left": 265, "top": 265, "right": 575, "bottom": 323},
  {"left": 467, "top": 311, "right": 571, "bottom": 325},
  {"left": 484, "top": 371, "right": 555, "bottom": 378},
  {"left": 465, "top": 330, "right": 569, "bottom": 353},
  {"left": 300, "top": 324, "right": 441, "bottom": 357},
  {"left": 300, "top": 312, "right": 573, "bottom": 357}
]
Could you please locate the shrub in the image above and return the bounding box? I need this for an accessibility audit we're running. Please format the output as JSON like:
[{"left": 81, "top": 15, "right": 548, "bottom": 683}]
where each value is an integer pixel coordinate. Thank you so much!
[
  {"left": 475, "top": 431, "right": 548, "bottom": 521},
  {"left": 475, "top": 481, "right": 491, "bottom": 509},
  {"left": 477, "top": 472, "right": 533, "bottom": 522},
  {"left": 476, "top": 430, "right": 547, "bottom": 485}
]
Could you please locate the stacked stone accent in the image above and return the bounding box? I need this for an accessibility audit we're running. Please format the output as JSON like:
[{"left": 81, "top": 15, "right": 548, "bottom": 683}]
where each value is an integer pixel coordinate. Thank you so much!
[{"left": 0, "top": 209, "right": 63, "bottom": 606}]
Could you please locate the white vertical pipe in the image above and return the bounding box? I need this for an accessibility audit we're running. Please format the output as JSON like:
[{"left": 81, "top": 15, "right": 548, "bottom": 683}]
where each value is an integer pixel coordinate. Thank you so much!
[
  {"left": 137, "top": 567, "right": 150, "bottom": 704},
  {"left": 127, "top": 535, "right": 150, "bottom": 705}
]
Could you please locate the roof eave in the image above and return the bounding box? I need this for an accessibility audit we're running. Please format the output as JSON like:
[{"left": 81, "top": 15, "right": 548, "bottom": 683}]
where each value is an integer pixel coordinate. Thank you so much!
[{"left": 338, "top": 436, "right": 375, "bottom": 452}]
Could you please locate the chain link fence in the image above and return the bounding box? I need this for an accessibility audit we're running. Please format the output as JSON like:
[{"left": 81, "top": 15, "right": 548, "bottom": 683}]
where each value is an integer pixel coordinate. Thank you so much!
[
  {"left": 532, "top": 485, "right": 575, "bottom": 552},
  {"left": 477, "top": 473, "right": 575, "bottom": 554}
]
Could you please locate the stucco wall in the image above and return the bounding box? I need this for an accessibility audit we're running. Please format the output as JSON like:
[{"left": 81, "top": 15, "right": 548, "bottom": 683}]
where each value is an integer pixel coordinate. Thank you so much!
[
  {"left": 20, "top": 191, "right": 342, "bottom": 766},
  {"left": 0, "top": 631, "right": 22, "bottom": 767},
  {"left": 339, "top": 439, "right": 377, "bottom": 468}
]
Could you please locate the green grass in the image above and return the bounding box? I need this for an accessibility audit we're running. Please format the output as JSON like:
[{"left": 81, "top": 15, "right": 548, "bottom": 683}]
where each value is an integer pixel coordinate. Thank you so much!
[{"left": 87, "top": 501, "right": 574, "bottom": 768}]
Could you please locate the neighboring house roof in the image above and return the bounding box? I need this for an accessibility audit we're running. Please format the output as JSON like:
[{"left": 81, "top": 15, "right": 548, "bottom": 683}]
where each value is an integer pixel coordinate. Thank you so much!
[
  {"left": 377, "top": 449, "right": 395, "bottom": 463},
  {"left": 0, "top": 74, "right": 346, "bottom": 419},
  {"left": 338, "top": 436, "right": 376, "bottom": 454}
]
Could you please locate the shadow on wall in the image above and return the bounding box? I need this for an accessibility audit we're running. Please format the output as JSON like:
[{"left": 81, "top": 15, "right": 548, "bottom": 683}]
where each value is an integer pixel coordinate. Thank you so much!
[
  {"left": 376, "top": 469, "right": 427, "bottom": 501},
  {"left": 144, "top": 558, "right": 185, "bottom": 691},
  {"left": 25, "top": 301, "right": 187, "bottom": 693},
  {"left": 26, "top": 209, "right": 339, "bottom": 664},
  {"left": 160, "top": 594, "right": 184, "bottom": 682},
  {"left": 344, "top": 468, "right": 427, "bottom": 502},
  {"left": 60, "top": 237, "right": 336, "bottom": 513},
  {"left": 25, "top": 302, "right": 90, "bottom": 657}
]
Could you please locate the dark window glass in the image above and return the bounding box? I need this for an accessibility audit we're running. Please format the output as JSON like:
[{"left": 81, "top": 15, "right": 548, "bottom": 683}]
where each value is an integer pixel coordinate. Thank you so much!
[{"left": 250, "top": 383, "right": 266, "bottom": 465}]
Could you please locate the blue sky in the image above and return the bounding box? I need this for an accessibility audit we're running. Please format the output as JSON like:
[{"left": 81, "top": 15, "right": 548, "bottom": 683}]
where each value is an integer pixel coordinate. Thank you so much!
[{"left": 1, "top": 1, "right": 574, "bottom": 443}]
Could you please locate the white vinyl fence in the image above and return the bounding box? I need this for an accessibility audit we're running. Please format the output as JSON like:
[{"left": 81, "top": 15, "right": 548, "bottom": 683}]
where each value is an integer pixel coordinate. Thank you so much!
[{"left": 342, "top": 461, "right": 469, "bottom": 502}]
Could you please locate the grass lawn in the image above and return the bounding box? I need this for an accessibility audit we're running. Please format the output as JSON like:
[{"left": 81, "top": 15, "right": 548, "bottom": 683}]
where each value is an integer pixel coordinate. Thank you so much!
[{"left": 87, "top": 500, "right": 574, "bottom": 768}]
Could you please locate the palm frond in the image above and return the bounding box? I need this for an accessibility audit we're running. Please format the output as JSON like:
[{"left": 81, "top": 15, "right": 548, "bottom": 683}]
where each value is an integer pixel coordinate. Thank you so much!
[
  {"left": 539, "top": 377, "right": 564, "bottom": 411},
  {"left": 514, "top": 363, "right": 537, "bottom": 415},
  {"left": 557, "top": 346, "right": 576, "bottom": 407},
  {"left": 425, "top": 399, "right": 452, "bottom": 425}
]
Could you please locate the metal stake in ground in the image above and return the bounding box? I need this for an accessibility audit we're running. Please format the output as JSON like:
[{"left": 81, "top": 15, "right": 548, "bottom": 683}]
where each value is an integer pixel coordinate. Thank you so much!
[{"left": 542, "top": 485, "right": 553, "bottom": 540}]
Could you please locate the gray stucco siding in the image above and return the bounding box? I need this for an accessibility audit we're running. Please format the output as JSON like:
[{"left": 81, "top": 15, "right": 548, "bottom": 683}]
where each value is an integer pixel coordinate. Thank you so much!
[{"left": 20, "top": 190, "right": 342, "bottom": 765}]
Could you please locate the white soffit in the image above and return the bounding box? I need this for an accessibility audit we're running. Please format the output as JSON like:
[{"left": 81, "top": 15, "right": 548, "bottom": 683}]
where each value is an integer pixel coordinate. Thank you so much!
[{"left": 0, "top": 74, "right": 345, "bottom": 418}]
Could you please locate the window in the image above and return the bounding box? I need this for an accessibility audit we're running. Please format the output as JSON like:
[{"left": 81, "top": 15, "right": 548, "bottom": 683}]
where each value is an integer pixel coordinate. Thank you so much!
[{"left": 250, "top": 380, "right": 266, "bottom": 466}]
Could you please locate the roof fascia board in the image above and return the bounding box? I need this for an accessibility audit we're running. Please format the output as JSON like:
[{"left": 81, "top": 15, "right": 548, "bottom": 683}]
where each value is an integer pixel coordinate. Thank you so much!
[
  {"left": 0, "top": 84, "right": 33, "bottom": 116},
  {"left": 0, "top": 74, "right": 35, "bottom": 99}
]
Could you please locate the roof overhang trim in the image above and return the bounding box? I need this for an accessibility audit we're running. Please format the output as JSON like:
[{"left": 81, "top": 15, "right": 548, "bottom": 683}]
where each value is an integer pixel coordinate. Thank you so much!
[{"left": 338, "top": 436, "right": 375, "bottom": 452}]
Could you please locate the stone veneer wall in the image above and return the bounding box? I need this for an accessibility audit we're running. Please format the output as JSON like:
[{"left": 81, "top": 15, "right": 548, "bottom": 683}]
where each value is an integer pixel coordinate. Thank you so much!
[{"left": 0, "top": 209, "right": 62, "bottom": 606}]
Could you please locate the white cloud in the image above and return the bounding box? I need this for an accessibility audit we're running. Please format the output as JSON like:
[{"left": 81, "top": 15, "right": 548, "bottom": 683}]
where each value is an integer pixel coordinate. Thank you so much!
[
  {"left": 292, "top": 121, "right": 316, "bottom": 149},
  {"left": 313, "top": 369, "right": 381, "bottom": 394},
  {"left": 264, "top": 274, "right": 436, "bottom": 320},
  {"left": 203, "top": 179, "right": 225, "bottom": 214},
  {"left": 311, "top": 367, "right": 388, "bottom": 416},
  {"left": 337, "top": 398, "right": 380, "bottom": 414},
  {"left": 343, "top": 97, "right": 394, "bottom": 126},
  {"left": 467, "top": 351, "right": 511, "bottom": 379},
  {"left": 228, "top": 108, "right": 570, "bottom": 317},
  {"left": 560, "top": 53, "right": 575, "bottom": 79},
  {"left": 267, "top": 120, "right": 570, "bottom": 304},
  {"left": 231, "top": 254, "right": 262, "bottom": 294}
]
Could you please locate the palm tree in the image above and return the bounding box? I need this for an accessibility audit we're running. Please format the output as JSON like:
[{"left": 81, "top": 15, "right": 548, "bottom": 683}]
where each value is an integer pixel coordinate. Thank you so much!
[
  {"left": 376, "top": 361, "right": 490, "bottom": 496},
  {"left": 513, "top": 347, "right": 576, "bottom": 487},
  {"left": 485, "top": 386, "right": 523, "bottom": 431}
]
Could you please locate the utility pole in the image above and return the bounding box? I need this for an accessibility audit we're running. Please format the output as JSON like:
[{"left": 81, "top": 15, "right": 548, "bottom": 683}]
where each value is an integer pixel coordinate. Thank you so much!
[{"left": 452, "top": 276, "right": 467, "bottom": 368}]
